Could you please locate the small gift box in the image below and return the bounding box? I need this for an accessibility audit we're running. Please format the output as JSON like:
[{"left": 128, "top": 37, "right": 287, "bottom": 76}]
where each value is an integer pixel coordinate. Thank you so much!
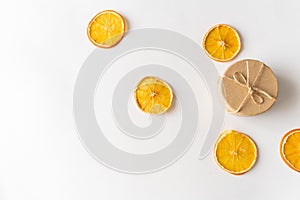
[{"left": 221, "top": 59, "right": 278, "bottom": 116}]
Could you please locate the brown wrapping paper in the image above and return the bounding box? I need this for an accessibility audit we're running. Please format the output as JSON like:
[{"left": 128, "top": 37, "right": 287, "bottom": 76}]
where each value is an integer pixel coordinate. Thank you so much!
[{"left": 221, "top": 59, "right": 278, "bottom": 116}]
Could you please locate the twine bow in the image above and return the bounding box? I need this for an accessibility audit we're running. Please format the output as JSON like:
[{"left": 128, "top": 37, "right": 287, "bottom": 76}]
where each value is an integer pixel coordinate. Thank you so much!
[{"left": 223, "top": 61, "right": 276, "bottom": 113}]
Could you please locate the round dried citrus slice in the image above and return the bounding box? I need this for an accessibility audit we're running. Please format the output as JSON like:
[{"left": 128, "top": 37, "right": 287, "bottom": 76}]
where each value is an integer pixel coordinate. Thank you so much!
[
  {"left": 280, "top": 129, "right": 300, "bottom": 172},
  {"left": 214, "top": 130, "right": 257, "bottom": 175},
  {"left": 202, "top": 24, "right": 241, "bottom": 62},
  {"left": 134, "top": 77, "right": 173, "bottom": 114},
  {"left": 87, "top": 10, "right": 126, "bottom": 48}
]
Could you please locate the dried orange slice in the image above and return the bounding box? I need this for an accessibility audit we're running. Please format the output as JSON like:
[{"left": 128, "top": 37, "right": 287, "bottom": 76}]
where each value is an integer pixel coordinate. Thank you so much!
[
  {"left": 202, "top": 24, "right": 241, "bottom": 62},
  {"left": 214, "top": 130, "right": 257, "bottom": 175},
  {"left": 280, "top": 129, "right": 300, "bottom": 172},
  {"left": 134, "top": 77, "right": 173, "bottom": 114},
  {"left": 87, "top": 10, "right": 126, "bottom": 48}
]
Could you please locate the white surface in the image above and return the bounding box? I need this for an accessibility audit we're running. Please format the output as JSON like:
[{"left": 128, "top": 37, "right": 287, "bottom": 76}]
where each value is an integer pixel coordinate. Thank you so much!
[
  {"left": 94, "top": 49, "right": 210, "bottom": 154},
  {"left": 1, "top": 0, "right": 300, "bottom": 199}
]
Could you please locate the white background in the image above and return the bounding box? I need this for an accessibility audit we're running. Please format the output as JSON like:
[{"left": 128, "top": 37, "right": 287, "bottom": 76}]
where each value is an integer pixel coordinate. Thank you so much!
[{"left": 1, "top": 0, "right": 300, "bottom": 199}]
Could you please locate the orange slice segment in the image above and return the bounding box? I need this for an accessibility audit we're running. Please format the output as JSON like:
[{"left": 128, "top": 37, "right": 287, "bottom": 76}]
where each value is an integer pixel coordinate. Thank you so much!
[
  {"left": 87, "top": 10, "right": 126, "bottom": 48},
  {"left": 214, "top": 130, "right": 257, "bottom": 175},
  {"left": 280, "top": 129, "right": 300, "bottom": 172},
  {"left": 134, "top": 77, "right": 173, "bottom": 114},
  {"left": 202, "top": 24, "right": 241, "bottom": 62}
]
